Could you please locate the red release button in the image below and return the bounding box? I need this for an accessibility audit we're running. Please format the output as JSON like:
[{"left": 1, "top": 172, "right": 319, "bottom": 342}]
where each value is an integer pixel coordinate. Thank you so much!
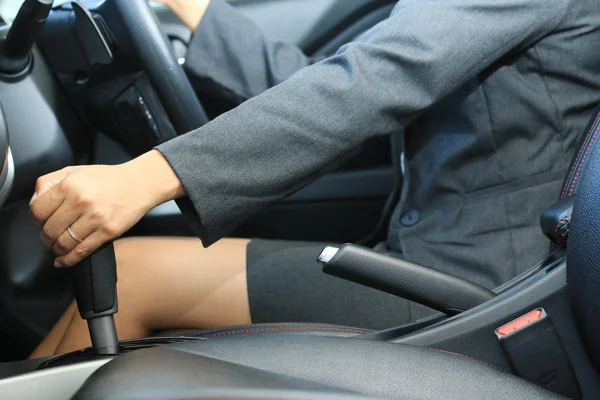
[{"left": 496, "top": 309, "right": 544, "bottom": 336}]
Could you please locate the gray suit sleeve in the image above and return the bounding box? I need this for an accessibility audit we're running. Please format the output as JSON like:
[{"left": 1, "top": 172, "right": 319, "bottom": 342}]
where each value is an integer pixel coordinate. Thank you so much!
[
  {"left": 157, "top": 0, "right": 569, "bottom": 247},
  {"left": 184, "top": 0, "right": 314, "bottom": 103}
]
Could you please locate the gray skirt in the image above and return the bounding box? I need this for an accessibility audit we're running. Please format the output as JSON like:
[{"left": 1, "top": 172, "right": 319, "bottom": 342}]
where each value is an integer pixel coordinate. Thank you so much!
[{"left": 246, "top": 239, "right": 436, "bottom": 330}]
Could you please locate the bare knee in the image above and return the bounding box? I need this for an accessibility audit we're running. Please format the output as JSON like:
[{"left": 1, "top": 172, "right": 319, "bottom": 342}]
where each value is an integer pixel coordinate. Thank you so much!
[
  {"left": 112, "top": 238, "right": 154, "bottom": 329},
  {"left": 111, "top": 237, "right": 251, "bottom": 331}
]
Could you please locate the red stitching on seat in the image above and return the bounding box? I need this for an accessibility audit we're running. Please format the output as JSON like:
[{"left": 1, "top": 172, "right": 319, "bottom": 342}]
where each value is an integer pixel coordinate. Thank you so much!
[
  {"left": 191, "top": 327, "right": 371, "bottom": 339},
  {"left": 553, "top": 213, "right": 572, "bottom": 242},
  {"left": 568, "top": 123, "right": 600, "bottom": 197},
  {"left": 560, "top": 227, "right": 569, "bottom": 242},
  {"left": 561, "top": 112, "right": 600, "bottom": 199},
  {"left": 430, "top": 348, "right": 499, "bottom": 370}
]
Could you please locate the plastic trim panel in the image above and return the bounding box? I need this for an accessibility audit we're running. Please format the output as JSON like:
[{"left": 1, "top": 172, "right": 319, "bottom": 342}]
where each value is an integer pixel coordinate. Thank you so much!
[
  {"left": 0, "top": 147, "right": 14, "bottom": 209},
  {"left": 395, "top": 260, "right": 600, "bottom": 398},
  {"left": 0, "top": 359, "right": 110, "bottom": 400}
]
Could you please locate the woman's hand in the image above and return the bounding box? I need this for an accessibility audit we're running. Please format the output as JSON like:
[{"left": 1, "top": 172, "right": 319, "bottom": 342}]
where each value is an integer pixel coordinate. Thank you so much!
[
  {"left": 30, "top": 150, "right": 185, "bottom": 268},
  {"left": 154, "top": 0, "right": 211, "bottom": 31}
]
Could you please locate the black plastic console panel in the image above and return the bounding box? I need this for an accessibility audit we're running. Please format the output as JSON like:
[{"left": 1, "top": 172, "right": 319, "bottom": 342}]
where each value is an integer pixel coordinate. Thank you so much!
[{"left": 395, "top": 260, "right": 600, "bottom": 398}]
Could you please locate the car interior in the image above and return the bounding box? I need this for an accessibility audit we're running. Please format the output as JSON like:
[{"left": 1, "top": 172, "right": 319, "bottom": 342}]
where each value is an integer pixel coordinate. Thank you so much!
[{"left": 0, "top": 0, "right": 599, "bottom": 399}]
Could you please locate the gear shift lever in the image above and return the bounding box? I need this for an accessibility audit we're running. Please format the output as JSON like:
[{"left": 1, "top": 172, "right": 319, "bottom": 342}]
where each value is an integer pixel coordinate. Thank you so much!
[{"left": 72, "top": 242, "right": 120, "bottom": 355}]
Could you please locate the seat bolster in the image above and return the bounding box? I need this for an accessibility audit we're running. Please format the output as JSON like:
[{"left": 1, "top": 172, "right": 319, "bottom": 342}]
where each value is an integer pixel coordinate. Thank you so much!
[
  {"left": 75, "top": 335, "right": 566, "bottom": 400},
  {"left": 154, "top": 322, "right": 373, "bottom": 339},
  {"left": 166, "top": 334, "right": 565, "bottom": 400}
]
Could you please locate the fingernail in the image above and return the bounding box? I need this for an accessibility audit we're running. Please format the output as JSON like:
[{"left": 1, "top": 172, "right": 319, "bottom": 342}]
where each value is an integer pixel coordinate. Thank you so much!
[
  {"left": 29, "top": 192, "right": 38, "bottom": 205},
  {"left": 53, "top": 259, "right": 63, "bottom": 268}
]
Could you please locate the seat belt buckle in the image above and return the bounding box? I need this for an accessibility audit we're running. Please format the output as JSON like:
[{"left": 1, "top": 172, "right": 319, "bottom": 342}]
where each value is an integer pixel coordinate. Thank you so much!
[{"left": 496, "top": 308, "right": 581, "bottom": 399}]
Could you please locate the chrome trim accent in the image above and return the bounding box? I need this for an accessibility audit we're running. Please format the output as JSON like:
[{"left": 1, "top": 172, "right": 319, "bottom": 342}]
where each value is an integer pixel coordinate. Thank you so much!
[
  {"left": 317, "top": 246, "right": 340, "bottom": 265},
  {"left": 0, "top": 359, "right": 110, "bottom": 400},
  {"left": 0, "top": 147, "right": 14, "bottom": 209}
]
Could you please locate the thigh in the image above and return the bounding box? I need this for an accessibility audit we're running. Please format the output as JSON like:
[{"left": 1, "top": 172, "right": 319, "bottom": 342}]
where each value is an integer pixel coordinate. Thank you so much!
[
  {"left": 247, "top": 239, "right": 432, "bottom": 330},
  {"left": 114, "top": 236, "right": 252, "bottom": 331}
]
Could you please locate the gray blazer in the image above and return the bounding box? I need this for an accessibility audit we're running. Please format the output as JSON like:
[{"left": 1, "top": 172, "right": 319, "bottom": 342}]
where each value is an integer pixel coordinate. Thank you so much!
[{"left": 157, "top": 0, "right": 600, "bottom": 289}]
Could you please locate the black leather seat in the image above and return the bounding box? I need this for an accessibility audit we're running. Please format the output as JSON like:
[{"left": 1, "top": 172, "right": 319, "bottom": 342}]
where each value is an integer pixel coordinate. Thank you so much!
[
  {"left": 75, "top": 335, "right": 564, "bottom": 400},
  {"left": 73, "top": 107, "right": 600, "bottom": 400}
]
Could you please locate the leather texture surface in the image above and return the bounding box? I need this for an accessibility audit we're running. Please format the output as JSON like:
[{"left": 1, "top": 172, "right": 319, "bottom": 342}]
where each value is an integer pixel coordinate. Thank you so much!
[
  {"left": 77, "top": 335, "right": 564, "bottom": 400},
  {"left": 540, "top": 196, "right": 574, "bottom": 247},
  {"left": 323, "top": 244, "right": 495, "bottom": 315},
  {"left": 74, "top": 346, "right": 358, "bottom": 400},
  {"left": 155, "top": 322, "right": 373, "bottom": 339},
  {"left": 548, "top": 106, "right": 600, "bottom": 250},
  {"left": 568, "top": 137, "right": 600, "bottom": 371},
  {"left": 559, "top": 105, "right": 600, "bottom": 202}
]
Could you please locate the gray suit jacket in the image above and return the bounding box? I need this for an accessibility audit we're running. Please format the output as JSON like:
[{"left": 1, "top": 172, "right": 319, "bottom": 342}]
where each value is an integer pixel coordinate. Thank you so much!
[{"left": 157, "top": 0, "right": 600, "bottom": 289}]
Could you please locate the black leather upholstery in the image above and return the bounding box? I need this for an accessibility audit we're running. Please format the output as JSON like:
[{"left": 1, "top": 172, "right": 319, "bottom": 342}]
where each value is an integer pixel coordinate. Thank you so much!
[
  {"left": 547, "top": 106, "right": 600, "bottom": 249},
  {"left": 156, "top": 322, "right": 373, "bottom": 339},
  {"left": 567, "top": 140, "right": 600, "bottom": 371},
  {"left": 75, "top": 335, "right": 565, "bottom": 400},
  {"left": 559, "top": 105, "right": 600, "bottom": 201},
  {"left": 540, "top": 196, "right": 574, "bottom": 247}
]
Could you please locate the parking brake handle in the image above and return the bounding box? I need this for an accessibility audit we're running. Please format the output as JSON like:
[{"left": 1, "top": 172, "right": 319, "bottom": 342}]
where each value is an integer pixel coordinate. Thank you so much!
[
  {"left": 318, "top": 244, "right": 496, "bottom": 316},
  {"left": 72, "top": 242, "right": 120, "bottom": 355}
]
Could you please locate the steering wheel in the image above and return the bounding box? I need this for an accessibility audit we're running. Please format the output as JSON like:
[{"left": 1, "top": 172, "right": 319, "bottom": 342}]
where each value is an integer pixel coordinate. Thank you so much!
[{"left": 100, "top": 0, "right": 209, "bottom": 135}]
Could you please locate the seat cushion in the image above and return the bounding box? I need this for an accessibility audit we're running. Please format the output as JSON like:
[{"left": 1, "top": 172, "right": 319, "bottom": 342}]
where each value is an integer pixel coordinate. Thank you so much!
[
  {"left": 169, "top": 335, "right": 565, "bottom": 399},
  {"left": 75, "top": 334, "right": 566, "bottom": 400}
]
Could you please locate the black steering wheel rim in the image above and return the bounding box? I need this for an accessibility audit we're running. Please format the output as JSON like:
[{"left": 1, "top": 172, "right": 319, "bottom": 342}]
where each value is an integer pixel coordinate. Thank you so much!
[{"left": 112, "top": 0, "right": 208, "bottom": 135}]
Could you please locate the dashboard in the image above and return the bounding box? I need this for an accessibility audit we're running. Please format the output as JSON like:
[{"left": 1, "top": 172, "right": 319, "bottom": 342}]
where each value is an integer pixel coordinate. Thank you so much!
[{"left": 0, "top": 24, "right": 83, "bottom": 205}]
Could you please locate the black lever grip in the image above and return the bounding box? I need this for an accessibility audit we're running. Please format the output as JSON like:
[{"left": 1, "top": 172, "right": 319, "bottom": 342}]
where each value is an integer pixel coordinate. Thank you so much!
[
  {"left": 0, "top": 0, "right": 52, "bottom": 77},
  {"left": 319, "top": 244, "right": 495, "bottom": 315},
  {"left": 3, "top": 0, "right": 53, "bottom": 58},
  {"left": 72, "top": 241, "right": 120, "bottom": 355},
  {"left": 73, "top": 241, "right": 118, "bottom": 319}
]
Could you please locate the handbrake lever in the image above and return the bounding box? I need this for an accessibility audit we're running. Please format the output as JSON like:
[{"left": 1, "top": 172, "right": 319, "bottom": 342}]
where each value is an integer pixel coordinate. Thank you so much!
[
  {"left": 318, "top": 244, "right": 495, "bottom": 315},
  {"left": 72, "top": 242, "right": 120, "bottom": 355}
]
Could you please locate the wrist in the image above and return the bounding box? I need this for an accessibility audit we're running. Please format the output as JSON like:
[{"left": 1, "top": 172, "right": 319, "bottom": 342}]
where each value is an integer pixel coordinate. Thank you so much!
[
  {"left": 189, "top": 0, "right": 211, "bottom": 31},
  {"left": 124, "top": 150, "right": 185, "bottom": 210},
  {"left": 172, "top": 0, "right": 211, "bottom": 31}
]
